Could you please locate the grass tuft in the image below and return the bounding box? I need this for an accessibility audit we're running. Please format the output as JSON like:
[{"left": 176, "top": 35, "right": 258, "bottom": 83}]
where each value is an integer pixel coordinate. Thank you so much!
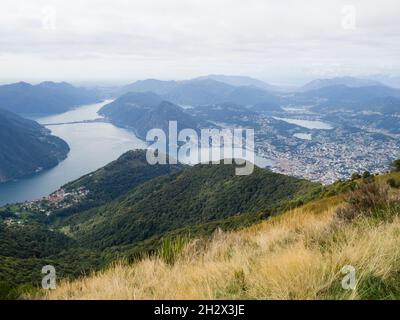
[{"left": 157, "top": 235, "right": 190, "bottom": 265}]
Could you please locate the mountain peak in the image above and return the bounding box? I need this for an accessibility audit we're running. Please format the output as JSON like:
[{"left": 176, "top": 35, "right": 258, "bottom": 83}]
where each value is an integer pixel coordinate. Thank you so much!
[
  {"left": 37, "top": 81, "right": 74, "bottom": 89},
  {"left": 193, "top": 74, "right": 274, "bottom": 91}
]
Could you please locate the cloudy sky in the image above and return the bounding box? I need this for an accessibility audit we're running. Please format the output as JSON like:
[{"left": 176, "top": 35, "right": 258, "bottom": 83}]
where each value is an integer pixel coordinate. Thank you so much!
[{"left": 0, "top": 0, "right": 399, "bottom": 85}]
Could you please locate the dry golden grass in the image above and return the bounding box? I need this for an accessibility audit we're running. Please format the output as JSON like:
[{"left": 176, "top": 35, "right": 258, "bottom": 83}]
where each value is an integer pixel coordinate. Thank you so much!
[{"left": 29, "top": 187, "right": 400, "bottom": 300}]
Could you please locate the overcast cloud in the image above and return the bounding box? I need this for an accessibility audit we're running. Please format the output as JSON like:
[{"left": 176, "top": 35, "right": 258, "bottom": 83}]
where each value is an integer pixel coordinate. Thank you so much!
[{"left": 0, "top": 0, "right": 399, "bottom": 85}]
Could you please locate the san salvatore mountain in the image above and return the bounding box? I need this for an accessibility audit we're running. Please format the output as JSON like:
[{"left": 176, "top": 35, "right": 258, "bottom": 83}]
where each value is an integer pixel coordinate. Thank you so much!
[
  {"left": 0, "top": 109, "right": 69, "bottom": 183},
  {"left": 0, "top": 81, "right": 100, "bottom": 115},
  {"left": 99, "top": 92, "right": 212, "bottom": 139}
]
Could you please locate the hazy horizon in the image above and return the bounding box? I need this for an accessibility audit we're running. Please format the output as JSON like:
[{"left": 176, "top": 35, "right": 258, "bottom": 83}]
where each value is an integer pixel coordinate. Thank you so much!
[{"left": 1, "top": 74, "right": 400, "bottom": 89}]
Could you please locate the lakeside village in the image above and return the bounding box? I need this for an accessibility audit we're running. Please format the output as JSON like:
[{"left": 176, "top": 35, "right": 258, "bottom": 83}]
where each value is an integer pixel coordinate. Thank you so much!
[{"left": 1, "top": 187, "right": 89, "bottom": 226}]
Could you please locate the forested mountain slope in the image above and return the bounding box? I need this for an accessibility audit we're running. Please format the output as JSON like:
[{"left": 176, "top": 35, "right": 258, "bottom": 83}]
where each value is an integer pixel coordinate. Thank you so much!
[
  {"left": 0, "top": 81, "right": 100, "bottom": 115},
  {"left": 0, "top": 109, "right": 69, "bottom": 183}
]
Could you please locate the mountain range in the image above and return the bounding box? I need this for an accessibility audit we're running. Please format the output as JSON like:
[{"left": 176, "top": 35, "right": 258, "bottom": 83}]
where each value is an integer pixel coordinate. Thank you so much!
[
  {"left": 118, "top": 78, "right": 280, "bottom": 107},
  {"left": 115, "top": 76, "right": 400, "bottom": 115},
  {"left": 295, "top": 84, "right": 400, "bottom": 113},
  {"left": 301, "top": 76, "right": 385, "bottom": 91},
  {"left": 0, "top": 81, "right": 100, "bottom": 115}
]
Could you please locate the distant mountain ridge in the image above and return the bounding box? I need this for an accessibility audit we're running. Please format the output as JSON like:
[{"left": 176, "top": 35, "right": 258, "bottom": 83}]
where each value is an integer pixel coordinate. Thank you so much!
[
  {"left": 193, "top": 74, "right": 276, "bottom": 91},
  {"left": 301, "top": 76, "right": 385, "bottom": 91},
  {"left": 0, "top": 81, "right": 100, "bottom": 115},
  {"left": 293, "top": 84, "right": 400, "bottom": 113},
  {"left": 0, "top": 109, "right": 69, "bottom": 183},
  {"left": 118, "top": 78, "right": 280, "bottom": 107},
  {"left": 120, "top": 79, "right": 179, "bottom": 96}
]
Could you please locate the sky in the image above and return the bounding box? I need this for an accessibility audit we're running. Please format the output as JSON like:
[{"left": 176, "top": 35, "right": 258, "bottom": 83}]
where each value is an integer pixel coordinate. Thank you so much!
[{"left": 0, "top": 0, "right": 399, "bottom": 85}]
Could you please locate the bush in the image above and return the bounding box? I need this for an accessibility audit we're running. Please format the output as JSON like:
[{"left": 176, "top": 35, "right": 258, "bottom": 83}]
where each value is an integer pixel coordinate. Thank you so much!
[
  {"left": 351, "top": 173, "right": 361, "bottom": 180},
  {"left": 362, "top": 171, "right": 371, "bottom": 179},
  {"left": 337, "top": 182, "right": 398, "bottom": 221}
]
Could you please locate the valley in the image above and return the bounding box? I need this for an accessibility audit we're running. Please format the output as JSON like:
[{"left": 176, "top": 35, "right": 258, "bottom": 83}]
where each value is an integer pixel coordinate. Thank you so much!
[
  {"left": 1, "top": 75, "right": 400, "bottom": 300},
  {"left": 1, "top": 76, "right": 399, "bottom": 199}
]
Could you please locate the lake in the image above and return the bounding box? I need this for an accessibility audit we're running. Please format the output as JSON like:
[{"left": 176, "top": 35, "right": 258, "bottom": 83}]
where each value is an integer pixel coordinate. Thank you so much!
[
  {"left": 0, "top": 101, "right": 147, "bottom": 205},
  {"left": 273, "top": 117, "right": 333, "bottom": 130},
  {"left": 35, "top": 100, "right": 108, "bottom": 124},
  {"left": 0, "top": 101, "right": 273, "bottom": 205}
]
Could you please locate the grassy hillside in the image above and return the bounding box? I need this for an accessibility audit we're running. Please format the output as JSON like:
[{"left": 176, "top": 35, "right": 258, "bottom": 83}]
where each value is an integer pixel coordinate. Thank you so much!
[
  {"left": 35, "top": 172, "right": 400, "bottom": 300},
  {"left": 0, "top": 153, "right": 318, "bottom": 299}
]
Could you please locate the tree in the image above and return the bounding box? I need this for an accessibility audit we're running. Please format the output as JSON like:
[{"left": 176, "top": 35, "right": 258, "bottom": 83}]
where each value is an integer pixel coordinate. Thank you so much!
[{"left": 391, "top": 159, "right": 400, "bottom": 172}]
